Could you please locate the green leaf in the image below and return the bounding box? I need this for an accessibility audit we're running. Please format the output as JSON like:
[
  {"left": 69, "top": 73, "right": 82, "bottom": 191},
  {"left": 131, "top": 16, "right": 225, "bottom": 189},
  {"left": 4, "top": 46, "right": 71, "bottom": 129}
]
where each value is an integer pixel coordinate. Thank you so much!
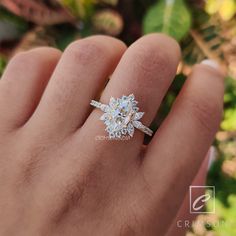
[
  {"left": 142, "top": 0, "right": 192, "bottom": 41},
  {"left": 0, "top": 55, "right": 7, "bottom": 78}
]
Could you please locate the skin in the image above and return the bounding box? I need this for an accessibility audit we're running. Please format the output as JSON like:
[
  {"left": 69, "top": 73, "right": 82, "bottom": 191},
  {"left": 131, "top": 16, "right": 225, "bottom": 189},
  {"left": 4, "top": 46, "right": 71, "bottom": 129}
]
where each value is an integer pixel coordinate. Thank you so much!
[{"left": 0, "top": 34, "right": 224, "bottom": 236}]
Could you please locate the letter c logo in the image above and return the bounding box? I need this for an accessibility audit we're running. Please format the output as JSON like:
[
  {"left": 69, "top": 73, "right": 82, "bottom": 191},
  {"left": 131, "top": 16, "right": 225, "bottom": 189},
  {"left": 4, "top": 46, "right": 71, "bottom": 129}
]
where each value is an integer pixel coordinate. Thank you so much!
[{"left": 192, "top": 193, "right": 211, "bottom": 211}]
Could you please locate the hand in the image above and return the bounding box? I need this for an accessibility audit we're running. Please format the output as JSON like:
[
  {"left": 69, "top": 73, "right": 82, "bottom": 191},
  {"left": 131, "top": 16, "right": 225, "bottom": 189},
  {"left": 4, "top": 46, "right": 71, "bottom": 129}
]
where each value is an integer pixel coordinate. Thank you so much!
[{"left": 0, "top": 34, "right": 224, "bottom": 236}]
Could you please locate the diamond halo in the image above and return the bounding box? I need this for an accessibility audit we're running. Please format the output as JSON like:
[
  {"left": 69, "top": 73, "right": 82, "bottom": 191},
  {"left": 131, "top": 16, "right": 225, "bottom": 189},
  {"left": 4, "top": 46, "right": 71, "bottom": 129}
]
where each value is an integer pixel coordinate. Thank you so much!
[{"left": 90, "top": 94, "right": 153, "bottom": 139}]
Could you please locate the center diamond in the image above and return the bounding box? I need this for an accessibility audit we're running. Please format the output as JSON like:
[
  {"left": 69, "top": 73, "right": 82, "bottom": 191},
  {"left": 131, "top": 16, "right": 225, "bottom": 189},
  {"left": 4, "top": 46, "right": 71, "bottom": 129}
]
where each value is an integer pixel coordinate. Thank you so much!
[{"left": 100, "top": 94, "right": 144, "bottom": 139}]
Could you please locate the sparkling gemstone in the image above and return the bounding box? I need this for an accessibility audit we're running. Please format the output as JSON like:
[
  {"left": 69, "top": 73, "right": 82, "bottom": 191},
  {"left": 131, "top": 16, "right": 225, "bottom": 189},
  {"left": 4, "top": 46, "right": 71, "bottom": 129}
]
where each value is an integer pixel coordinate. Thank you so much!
[
  {"left": 133, "top": 120, "right": 142, "bottom": 128},
  {"left": 134, "top": 112, "right": 144, "bottom": 120},
  {"left": 100, "top": 94, "right": 143, "bottom": 138},
  {"left": 127, "top": 123, "right": 134, "bottom": 137}
]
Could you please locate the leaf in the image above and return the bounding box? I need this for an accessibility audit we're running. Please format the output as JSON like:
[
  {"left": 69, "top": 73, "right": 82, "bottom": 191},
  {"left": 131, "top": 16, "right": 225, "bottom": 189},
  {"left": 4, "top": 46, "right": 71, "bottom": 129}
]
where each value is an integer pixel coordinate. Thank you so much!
[
  {"left": 0, "top": 55, "right": 6, "bottom": 77},
  {"left": 181, "top": 15, "right": 236, "bottom": 78},
  {"left": 142, "top": 0, "right": 192, "bottom": 41}
]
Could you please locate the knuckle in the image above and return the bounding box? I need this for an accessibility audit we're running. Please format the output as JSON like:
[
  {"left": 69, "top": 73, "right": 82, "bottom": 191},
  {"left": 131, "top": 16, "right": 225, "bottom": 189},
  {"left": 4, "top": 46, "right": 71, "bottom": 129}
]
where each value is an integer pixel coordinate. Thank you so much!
[
  {"left": 65, "top": 39, "right": 104, "bottom": 65},
  {"left": 9, "top": 47, "right": 59, "bottom": 69},
  {"left": 10, "top": 51, "right": 31, "bottom": 66},
  {"left": 36, "top": 46, "right": 61, "bottom": 55},
  {"left": 130, "top": 33, "right": 180, "bottom": 76},
  {"left": 133, "top": 44, "right": 159, "bottom": 73},
  {"left": 131, "top": 43, "right": 171, "bottom": 77}
]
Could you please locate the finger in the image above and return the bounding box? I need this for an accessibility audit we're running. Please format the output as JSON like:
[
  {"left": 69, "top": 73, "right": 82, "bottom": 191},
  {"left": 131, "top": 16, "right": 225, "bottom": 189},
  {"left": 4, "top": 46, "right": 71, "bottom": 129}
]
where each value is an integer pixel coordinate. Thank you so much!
[
  {"left": 82, "top": 34, "right": 180, "bottom": 158},
  {"left": 166, "top": 148, "right": 213, "bottom": 236},
  {"left": 27, "top": 36, "right": 126, "bottom": 138},
  {"left": 0, "top": 47, "right": 61, "bottom": 132},
  {"left": 42, "top": 34, "right": 180, "bottom": 212},
  {"left": 142, "top": 61, "right": 224, "bottom": 235}
]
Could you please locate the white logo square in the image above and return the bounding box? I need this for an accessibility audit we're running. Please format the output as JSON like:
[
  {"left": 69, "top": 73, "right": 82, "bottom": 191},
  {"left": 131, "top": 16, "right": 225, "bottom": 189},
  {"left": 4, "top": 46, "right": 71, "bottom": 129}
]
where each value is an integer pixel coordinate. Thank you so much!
[{"left": 189, "top": 186, "right": 215, "bottom": 214}]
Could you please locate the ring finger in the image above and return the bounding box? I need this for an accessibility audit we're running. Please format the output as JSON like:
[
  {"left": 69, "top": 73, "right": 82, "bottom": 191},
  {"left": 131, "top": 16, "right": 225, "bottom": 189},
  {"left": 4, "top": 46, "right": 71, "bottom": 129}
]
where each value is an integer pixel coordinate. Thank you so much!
[{"left": 81, "top": 33, "right": 181, "bottom": 161}]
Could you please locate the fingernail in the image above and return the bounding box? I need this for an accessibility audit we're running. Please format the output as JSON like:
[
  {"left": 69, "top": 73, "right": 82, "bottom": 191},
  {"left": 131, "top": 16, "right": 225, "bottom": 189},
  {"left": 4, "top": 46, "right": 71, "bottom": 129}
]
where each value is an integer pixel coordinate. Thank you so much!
[
  {"left": 201, "top": 59, "right": 221, "bottom": 71},
  {"left": 207, "top": 146, "right": 217, "bottom": 171}
]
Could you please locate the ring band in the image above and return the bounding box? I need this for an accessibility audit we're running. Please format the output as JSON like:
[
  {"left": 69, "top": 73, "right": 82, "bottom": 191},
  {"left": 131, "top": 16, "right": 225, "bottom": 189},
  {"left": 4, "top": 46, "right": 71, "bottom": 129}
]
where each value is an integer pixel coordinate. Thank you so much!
[{"left": 90, "top": 94, "right": 153, "bottom": 139}]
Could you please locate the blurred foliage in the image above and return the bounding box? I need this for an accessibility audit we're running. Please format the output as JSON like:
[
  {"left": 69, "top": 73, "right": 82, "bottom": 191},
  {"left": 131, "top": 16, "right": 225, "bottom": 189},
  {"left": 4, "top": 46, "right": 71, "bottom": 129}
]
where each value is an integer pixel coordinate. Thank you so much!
[
  {"left": 205, "top": 0, "right": 236, "bottom": 21},
  {"left": 0, "top": 1, "right": 236, "bottom": 235},
  {"left": 222, "top": 77, "right": 236, "bottom": 131},
  {"left": 205, "top": 144, "right": 236, "bottom": 236},
  {"left": 0, "top": 7, "right": 29, "bottom": 41},
  {"left": 143, "top": 0, "right": 191, "bottom": 41},
  {"left": 0, "top": 55, "right": 6, "bottom": 76},
  {"left": 93, "top": 9, "right": 123, "bottom": 36},
  {"left": 61, "top": 0, "right": 95, "bottom": 19},
  {"left": 0, "top": 0, "right": 74, "bottom": 25}
]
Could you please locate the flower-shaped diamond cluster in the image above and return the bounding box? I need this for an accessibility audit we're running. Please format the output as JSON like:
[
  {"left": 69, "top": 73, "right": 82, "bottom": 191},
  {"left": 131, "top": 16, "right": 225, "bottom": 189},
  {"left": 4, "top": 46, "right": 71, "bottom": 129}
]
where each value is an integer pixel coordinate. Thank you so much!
[{"left": 100, "top": 94, "right": 144, "bottom": 139}]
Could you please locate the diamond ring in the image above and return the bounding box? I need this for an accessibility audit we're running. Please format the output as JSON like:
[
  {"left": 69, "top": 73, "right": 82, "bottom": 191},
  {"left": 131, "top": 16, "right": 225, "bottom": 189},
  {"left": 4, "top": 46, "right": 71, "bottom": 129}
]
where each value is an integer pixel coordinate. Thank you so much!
[{"left": 90, "top": 94, "right": 153, "bottom": 139}]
